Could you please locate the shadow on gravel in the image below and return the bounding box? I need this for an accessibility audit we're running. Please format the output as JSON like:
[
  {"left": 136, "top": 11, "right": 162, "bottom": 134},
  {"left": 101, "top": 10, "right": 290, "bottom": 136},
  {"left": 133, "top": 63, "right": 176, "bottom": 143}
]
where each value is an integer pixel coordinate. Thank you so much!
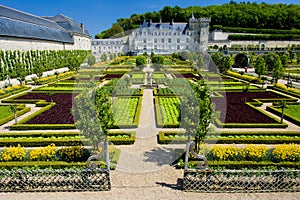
[
  {"left": 143, "top": 147, "right": 184, "bottom": 166},
  {"left": 156, "top": 178, "right": 183, "bottom": 191}
]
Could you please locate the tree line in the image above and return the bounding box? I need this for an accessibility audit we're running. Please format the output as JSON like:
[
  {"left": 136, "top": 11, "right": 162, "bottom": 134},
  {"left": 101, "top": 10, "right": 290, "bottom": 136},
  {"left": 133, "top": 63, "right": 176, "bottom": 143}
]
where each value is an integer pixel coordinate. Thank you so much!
[
  {"left": 0, "top": 50, "right": 89, "bottom": 82},
  {"left": 95, "top": 2, "right": 300, "bottom": 39}
]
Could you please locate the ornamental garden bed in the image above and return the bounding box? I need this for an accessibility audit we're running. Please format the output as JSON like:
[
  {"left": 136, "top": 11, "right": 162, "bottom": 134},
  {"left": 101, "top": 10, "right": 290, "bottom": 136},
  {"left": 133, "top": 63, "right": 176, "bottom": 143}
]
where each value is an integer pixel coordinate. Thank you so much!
[
  {"left": 14, "top": 93, "right": 74, "bottom": 124},
  {"left": 212, "top": 91, "right": 294, "bottom": 127},
  {"left": 173, "top": 73, "right": 202, "bottom": 80},
  {"left": 0, "top": 85, "right": 31, "bottom": 99}
]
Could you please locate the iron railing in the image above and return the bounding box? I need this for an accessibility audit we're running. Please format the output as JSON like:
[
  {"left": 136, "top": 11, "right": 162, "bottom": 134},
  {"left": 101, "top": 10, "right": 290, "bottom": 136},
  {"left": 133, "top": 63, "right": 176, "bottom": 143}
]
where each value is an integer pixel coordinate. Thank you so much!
[
  {"left": 183, "top": 169, "right": 300, "bottom": 192},
  {"left": 0, "top": 168, "right": 111, "bottom": 192}
]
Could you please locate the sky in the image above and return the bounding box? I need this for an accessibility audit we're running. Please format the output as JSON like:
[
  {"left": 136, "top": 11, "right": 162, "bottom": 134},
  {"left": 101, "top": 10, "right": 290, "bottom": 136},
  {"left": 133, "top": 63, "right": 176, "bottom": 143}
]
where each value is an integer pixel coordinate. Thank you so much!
[{"left": 0, "top": 0, "right": 298, "bottom": 37}]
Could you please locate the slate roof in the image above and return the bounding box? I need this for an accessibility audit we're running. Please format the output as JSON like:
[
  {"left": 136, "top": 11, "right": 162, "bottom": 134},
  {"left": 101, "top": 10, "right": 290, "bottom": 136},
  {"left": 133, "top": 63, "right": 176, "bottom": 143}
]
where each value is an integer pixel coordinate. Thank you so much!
[
  {"left": 43, "top": 14, "right": 90, "bottom": 36},
  {"left": 0, "top": 4, "right": 90, "bottom": 43},
  {"left": 139, "top": 20, "right": 189, "bottom": 34}
]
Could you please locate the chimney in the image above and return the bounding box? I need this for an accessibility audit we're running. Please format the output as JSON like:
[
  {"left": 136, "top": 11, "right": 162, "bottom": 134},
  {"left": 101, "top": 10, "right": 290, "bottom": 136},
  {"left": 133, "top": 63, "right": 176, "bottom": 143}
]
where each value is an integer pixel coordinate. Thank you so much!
[
  {"left": 150, "top": 19, "right": 152, "bottom": 25},
  {"left": 80, "top": 23, "right": 85, "bottom": 33},
  {"left": 159, "top": 18, "right": 162, "bottom": 23}
]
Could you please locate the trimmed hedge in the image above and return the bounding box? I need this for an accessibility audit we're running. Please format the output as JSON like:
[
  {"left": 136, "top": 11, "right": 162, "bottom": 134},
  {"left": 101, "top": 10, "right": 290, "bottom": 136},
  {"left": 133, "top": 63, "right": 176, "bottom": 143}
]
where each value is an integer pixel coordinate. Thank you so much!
[
  {"left": 228, "top": 34, "right": 300, "bottom": 41},
  {"left": 17, "top": 103, "right": 56, "bottom": 124},
  {"left": 0, "top": 106, "right": 31, "bottom": 126},
  {"left": 107, "top": 131, "right": 136, "bottom": 145},
  {"left": 0, "top": 161, "right": 111, "bottom": 169},
  {"left": 0, "top": 131, "right": 80, "bottom": 138},
  {"left": 269, "top": 86, "right": 300, "bottom": 99},
  {"left": 157, "top": 131, "right": 300, "bottom": 144},
  {"left": 0, "top": 138, "right": 86, "bottom": 147},
  {"left": 212, "top": 26, "right": 300, "bottom": 35},
  {"left": 267, "top": 106, "right": 300, "bottom": 126},
  {"left": 10, "top": 124, "right": 76, "bottom": 130},
  {"left": 178, "top": 160, "right": 300, "bottom": 170},
  {"left": 0, "top": 86, "right": 31, "bottom": 99}
]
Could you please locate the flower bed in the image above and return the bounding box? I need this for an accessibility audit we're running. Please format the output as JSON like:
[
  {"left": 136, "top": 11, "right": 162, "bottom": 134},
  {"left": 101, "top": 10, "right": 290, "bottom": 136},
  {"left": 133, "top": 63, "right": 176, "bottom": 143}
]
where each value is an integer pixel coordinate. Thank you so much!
[
  {"left": 212, "top": 91, "right": 292, "bottom": 124},
  {"left": 173, "top": 73, "right": 202, "bottom": 80},
  {"left": 14, "top": 93, "right": 74, "bottom": 124}
]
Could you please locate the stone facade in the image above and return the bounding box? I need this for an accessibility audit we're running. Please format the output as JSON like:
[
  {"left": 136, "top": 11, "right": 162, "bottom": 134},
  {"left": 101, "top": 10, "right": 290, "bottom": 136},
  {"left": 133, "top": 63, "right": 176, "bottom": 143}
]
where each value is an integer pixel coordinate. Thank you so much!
[{"left": 92, "top": 16, "right": 211, "bottom": 57}]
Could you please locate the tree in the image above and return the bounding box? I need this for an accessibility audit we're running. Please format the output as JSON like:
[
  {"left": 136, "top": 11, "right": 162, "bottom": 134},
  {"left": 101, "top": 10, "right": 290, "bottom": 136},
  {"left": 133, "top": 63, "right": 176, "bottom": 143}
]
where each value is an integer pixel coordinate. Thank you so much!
[
  {"left": 9, "top": 103, "right": 18, "bottom": 125},
  {"left": 151, "top": 55, "right": 164, "bottom": 71},
  {"left": 242, "top": 84, "right": 250, "bottom": 103},
  {"left": 255, "top": 55, "right": 267, "bottom": 79},
  {"left": 280, "top": 53, "right": 289, "bottom": 68},
  {"left": 136, "top": 55, "right": 147, "bottom": 68},
  {"left": 278, "top": 100, "right": 286, "bottom": 124},
  {"left": 87, "top": 55, "right": 96, "bottom": 66},
  {"left": 101, "top": 54, "right": 107, "bottom": 62},
  {"left": 73, "top": 82, "right": 114, "bottom": 150},
  {"left": 272, "top": 54, "right": 284, "bottom": 83},
  {"left": 221, "top": 56, "right": 233, "bottom": 73}
]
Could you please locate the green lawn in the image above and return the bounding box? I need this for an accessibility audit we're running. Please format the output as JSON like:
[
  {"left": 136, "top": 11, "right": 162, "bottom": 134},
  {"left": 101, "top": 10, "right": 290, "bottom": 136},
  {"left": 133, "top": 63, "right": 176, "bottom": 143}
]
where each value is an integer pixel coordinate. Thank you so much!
[
  {"left": 0, "top": 106, "right": 13, "bottom": 120},
  {"left": 284, "top": 105, "right": 300, "bottom": 121}
]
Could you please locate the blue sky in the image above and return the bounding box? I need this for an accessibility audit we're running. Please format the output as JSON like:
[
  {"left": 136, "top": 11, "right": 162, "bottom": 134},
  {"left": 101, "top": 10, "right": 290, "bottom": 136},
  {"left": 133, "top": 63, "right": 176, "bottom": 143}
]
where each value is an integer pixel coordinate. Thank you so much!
[{"left": 0, "top": 0, "right": 298, "bottom": 37}]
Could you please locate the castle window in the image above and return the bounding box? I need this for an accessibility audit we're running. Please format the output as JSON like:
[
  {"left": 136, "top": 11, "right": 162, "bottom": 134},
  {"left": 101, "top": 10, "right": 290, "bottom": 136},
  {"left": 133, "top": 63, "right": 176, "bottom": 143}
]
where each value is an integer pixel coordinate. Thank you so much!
[
  {"left": 177, "top": 38, "right": 180, "bottom": 43},
  {"left": 168, "top": 38, "right": 171, "bottom": 43},
  {"left": 143, "top": 39, "right": 147, "bottom": 43},
  {"left": 143, "top": 45, "right": 147, "bottom": 50},
  {"left": 177, "top": 45, "right": 180, "bottom": 50},
  {"left": 154, "top": 39, "right": 157, "bottom": 43},
  {"left": 161, "top": 38, "right": 164, "bottom": 43},
  {"left": 186, "top": 38, "right": 190, "bottom": 43}
]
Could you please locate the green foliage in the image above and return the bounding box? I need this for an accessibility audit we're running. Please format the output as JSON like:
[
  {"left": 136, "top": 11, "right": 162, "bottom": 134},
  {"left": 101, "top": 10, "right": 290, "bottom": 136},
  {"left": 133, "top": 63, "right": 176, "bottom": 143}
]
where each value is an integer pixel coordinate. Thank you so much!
[
  {"left": 87, "top": 54, "right": 96, "bottom": 66},
  {"left": 255, "top": 55, "right": 267, "bottom": 78},
  {"left": 95, "top": 24, "right": 124, "bottom": 39},
  {"left": 228, "top": 34, "right": 300, "bottom": 40},
  {"left": 135, "top": 55, "right": 147, "bottom": 67}
]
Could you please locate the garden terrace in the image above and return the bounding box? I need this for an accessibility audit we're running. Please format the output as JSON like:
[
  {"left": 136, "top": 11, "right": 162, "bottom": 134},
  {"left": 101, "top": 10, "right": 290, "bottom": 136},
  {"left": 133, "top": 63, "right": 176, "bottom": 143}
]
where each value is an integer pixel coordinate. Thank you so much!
[{"left": 212, "top": 91, "right": 295, "bottom": 124}]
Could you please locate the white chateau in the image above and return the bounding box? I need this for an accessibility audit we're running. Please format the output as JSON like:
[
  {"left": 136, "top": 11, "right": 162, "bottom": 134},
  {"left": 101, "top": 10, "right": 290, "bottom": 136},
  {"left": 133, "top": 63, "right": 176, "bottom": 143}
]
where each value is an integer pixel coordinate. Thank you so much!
[
  {"left": 0, "top": 4, "right": 91, "bottom": 51},
  {"left": 92, "top": 15, "right": 211, "bottom": 59}
]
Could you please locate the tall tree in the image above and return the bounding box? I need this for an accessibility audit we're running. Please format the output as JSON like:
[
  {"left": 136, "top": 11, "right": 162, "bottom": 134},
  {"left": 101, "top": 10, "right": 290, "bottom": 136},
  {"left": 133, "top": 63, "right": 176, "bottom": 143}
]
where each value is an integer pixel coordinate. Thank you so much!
[
  {"left": 255, "top": 55, "right": 267, "bottom": 79},
  {"left": 272, "top": 54, "right": 284, "bottom": 83}
]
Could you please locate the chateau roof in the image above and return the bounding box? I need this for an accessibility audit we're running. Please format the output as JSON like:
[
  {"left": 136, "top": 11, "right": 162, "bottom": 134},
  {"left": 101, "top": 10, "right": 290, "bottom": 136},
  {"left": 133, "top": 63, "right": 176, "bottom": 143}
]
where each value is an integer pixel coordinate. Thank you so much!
[
  {"left": 43, "top": 14, "right": 90, "bottom": 36},
  {"left": 0, "top": 4, "right": 90, "bottom": 43},
  {"left": 140, "top": 20, "right": 189, "bottom": 33}
]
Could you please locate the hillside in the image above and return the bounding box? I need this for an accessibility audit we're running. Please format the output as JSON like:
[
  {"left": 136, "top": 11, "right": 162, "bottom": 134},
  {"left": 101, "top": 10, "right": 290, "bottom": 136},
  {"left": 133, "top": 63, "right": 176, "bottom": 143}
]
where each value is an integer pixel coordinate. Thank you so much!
[{"left": 95, "top": 2, "right": 300, "bottom": 39}]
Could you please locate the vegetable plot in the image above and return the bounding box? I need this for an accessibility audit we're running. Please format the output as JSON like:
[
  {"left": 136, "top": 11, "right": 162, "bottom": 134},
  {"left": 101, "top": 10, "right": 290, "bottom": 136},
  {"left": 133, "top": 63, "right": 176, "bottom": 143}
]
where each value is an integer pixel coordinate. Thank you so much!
[
  {"left": 158, "top": 97, "right": 180, "bottom": 126},
  {"left": 113, "top": 97, "right": 140, "bottom": 127}
]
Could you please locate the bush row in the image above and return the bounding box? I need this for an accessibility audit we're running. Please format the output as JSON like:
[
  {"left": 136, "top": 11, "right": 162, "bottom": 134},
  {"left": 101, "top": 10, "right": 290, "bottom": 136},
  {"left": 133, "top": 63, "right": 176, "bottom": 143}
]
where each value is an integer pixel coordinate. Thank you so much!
[
  {"left": 212, "top": 25, "right": 300, "bottom": 35},
  {"left": 0, "top": 138, "right": 86, "bottom": 147},
  {"left": 226, "top": 70, "right": 261, "bottom": 83},
  {"left": 228, "top": 34, "right": 300, "bottom": 41},
  {"left": 107, "top": 132, "right": 136, "bottom": 145},
  {"left": 177, "top": 160, "right": 300, "bottom": 170},
  {"left": 192, "top": 144, "right": 300, "bottom": 163},
  {"left": 269, "top": 84, "right": 300, "bottom": 99},
  {"left": 157, "top": 132, "right": 300, "bottom": 145},
  {"left": 33, "top": 71, "right": 75, "bottom": 85},
  {"left": 0, "top": 131, "right": 81, "bottom": 138},
  {"left": 0, "top": 86, "right": 31, "bottom": 99},
  {"left": 10, "top": 124, "right": 76, "bottom": 130}
]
